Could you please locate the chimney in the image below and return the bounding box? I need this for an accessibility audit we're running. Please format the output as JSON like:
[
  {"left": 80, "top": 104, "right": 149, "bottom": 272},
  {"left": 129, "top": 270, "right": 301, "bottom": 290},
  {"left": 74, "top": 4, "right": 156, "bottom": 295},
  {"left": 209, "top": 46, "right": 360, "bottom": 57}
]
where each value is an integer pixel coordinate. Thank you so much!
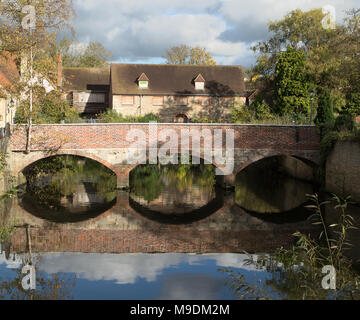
[{"left": 57, "top": 53, "right": 62, "bottom": 87}]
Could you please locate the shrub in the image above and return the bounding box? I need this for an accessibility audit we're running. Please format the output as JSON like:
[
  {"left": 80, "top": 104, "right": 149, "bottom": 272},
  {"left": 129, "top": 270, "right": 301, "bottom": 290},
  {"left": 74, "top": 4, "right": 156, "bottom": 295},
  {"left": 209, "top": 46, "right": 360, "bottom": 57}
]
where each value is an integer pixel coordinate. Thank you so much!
[
  {"left": 97, "top": 110, "right": 161, "bottom": 123},
  {"left": 250, "top": 95, "right": 274, "bottom": 120},
  {"left": 231, "top": 105, "right": 255, "bottom": 123},
  {"left": 344, "top": 92, "right": 360, "bottom": 116},
  {"left": 15, "top": 91, "right": 80, "bottom": 124}
]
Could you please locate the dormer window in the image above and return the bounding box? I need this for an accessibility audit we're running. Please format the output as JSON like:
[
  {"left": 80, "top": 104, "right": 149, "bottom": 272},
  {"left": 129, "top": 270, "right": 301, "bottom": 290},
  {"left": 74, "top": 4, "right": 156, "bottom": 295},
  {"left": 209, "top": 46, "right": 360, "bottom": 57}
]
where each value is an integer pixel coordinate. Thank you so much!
[
  {"left": 194, "top": 73, "right": 205, "bottom": 91},
  {"left": 138, "top": 73, "right": 149, "bottom": 89}
]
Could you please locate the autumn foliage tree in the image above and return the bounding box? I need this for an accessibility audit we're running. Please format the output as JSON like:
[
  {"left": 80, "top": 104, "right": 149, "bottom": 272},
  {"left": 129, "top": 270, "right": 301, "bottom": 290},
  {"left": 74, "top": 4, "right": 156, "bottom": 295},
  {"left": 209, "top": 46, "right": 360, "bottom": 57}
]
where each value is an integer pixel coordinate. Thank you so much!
[
  {"left": 164, "top": 44, "right": 216, "bottom": 65},
  {"left": 57, "top": 37, "right": 112, "bottom": 68},
  {"left": 252, "top": 8, "right": 360, "bottom": 116},
  {"left": 0, "top": 1, "right": 77, "bottom": 126}
]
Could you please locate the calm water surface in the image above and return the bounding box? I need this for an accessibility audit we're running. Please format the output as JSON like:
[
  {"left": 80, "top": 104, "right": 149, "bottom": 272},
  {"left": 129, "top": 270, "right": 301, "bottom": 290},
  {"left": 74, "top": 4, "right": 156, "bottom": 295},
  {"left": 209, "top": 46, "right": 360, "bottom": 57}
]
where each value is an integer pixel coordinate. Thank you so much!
[{"left": 1, "top": 155, "right": 355, "bottom": 300}]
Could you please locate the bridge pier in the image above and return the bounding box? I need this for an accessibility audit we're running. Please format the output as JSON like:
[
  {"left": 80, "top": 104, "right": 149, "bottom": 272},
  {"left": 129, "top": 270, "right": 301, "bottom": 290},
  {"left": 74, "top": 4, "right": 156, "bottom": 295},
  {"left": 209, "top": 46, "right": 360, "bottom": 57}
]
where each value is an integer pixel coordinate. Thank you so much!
[
  {"left": 218, "top": 174, "right": 236, "bottom": 190},
  {"left": 117, "top": 174, "right": 129, "bottom": 190}
]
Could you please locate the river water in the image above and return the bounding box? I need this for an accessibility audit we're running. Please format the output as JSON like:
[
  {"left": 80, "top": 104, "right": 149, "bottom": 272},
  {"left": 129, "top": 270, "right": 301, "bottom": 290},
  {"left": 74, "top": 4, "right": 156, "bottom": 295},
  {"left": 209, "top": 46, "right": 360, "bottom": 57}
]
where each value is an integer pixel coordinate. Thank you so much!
[{"left": 0, "top": 155, "right": 357, "bottom": 299}]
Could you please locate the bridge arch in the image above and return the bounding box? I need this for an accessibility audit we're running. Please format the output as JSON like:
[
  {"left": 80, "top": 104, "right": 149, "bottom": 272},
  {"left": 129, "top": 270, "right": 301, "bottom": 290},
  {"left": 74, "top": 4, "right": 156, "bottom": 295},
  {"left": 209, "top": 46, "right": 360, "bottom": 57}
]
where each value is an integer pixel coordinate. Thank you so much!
[
  {"left": 234, "top": 152, "right": 319, "bottom": 177},
  {"left": 18, "top": 151, "right": 121, "bottom": 178}
]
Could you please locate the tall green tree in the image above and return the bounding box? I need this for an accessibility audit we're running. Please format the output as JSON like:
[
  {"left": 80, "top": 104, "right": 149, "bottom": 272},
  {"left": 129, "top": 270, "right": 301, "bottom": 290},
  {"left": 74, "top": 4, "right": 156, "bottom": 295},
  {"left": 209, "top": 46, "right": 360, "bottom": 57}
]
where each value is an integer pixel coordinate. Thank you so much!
[
  {"left": 314, "top": 88, "right": 335, "bottom": 126},
  {"left": 164, "top": 44, "right": 216, "bottom": 65},
  {"left": 274, "top": 47, "right": 310, "bottom": 116},
  {"left": 251, "top": 8, "right": 348, "bottom": 111},
  {"left": 340, "top": 9, "right": 360, "bottom": 116},
  {"left": 253, "top": 9, "right": 338, "bottom": 81}
]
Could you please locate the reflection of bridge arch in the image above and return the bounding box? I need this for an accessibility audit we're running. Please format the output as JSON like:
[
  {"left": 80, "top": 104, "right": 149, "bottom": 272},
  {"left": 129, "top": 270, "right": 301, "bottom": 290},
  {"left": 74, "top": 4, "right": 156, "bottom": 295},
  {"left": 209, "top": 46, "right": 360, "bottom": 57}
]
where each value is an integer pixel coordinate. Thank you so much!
[
  {"left": 19, "top": 193, "right": 117, "bottom": 224},
  {"left": 233, "top": 202, "right": 314, "bottom": 225},
  {"left": 128, "top": 186, "right": 225, "bottom": 225}
]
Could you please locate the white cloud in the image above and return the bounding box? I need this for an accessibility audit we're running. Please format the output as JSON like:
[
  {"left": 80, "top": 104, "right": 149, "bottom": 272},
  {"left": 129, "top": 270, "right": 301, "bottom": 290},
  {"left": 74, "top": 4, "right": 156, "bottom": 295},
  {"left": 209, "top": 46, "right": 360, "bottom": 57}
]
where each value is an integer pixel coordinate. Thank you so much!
[
  {"left": 35, "top": 253, "right": 260, "bottom": 284},
  {"left": 59, "top": 0, "right": 360, "bottom": 65}
]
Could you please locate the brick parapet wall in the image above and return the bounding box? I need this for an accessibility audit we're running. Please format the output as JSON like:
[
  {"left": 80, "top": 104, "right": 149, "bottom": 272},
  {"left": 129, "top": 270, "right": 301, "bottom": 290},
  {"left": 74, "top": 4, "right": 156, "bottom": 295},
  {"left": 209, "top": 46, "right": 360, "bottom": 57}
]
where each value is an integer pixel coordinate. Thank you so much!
[{"left": 9, "top": 124, "right": 320, "bottom": 152}]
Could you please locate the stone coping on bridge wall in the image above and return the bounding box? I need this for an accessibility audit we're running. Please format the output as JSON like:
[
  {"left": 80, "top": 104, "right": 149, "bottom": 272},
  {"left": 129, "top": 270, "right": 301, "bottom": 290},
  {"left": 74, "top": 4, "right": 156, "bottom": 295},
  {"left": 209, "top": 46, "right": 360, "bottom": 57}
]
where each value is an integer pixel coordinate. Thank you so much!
[{"left": 10, "top": 123, "right": 317, "bottom": 128}]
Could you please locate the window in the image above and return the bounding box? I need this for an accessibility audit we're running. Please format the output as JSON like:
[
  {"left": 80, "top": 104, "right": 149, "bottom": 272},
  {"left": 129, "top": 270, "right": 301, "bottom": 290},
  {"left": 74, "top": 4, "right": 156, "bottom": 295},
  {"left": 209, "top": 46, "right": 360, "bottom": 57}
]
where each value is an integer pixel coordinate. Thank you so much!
[
  {"left": 138, "top": 73, "right": 149, "bottom": 89},
  {"left": 122, "top": 95, "right": 135, "bottom": 105},
  {"left": 195, "top": 82, "right": 205, "bottom": 90},
  {"left": 175, "top": 96, "right": 188, "bottom": 106},
  {"left": 76, "top": 92, "right": 105, "bottom": 104},
  {"left": 194, "top": 73, "right": 205, "bottom": 91},
  {"left": 88, "top": 93, "right": 105, "bottom": 103},
  {"left": 139, "top": 81, "right": 148, "bottom": 89},
  {"left": 152, "top": 96, "right": 164, "bottom": 106}
]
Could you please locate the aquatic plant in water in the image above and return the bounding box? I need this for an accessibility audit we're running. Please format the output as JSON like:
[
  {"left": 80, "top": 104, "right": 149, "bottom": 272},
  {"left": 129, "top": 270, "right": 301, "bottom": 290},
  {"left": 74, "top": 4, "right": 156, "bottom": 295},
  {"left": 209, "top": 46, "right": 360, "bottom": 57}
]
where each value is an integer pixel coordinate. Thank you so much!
[{"left": 220, "top": 194, "right": 360, "bottom": 300}]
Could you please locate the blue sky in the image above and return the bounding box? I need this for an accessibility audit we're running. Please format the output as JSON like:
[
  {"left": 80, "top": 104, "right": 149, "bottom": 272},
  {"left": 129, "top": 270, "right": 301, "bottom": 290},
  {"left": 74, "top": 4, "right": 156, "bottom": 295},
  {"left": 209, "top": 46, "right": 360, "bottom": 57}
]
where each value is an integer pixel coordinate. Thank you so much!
[{"left": 71, "top": 0, "right": 359, "bottom": 67}]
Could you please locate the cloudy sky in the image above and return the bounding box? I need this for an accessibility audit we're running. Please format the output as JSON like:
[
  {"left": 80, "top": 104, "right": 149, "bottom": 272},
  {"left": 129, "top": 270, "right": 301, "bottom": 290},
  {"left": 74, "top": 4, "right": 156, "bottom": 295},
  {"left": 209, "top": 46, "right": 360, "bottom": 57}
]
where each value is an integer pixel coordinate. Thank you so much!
[{"left": 71, "top": 0, "right": 359, "bottom": 67}]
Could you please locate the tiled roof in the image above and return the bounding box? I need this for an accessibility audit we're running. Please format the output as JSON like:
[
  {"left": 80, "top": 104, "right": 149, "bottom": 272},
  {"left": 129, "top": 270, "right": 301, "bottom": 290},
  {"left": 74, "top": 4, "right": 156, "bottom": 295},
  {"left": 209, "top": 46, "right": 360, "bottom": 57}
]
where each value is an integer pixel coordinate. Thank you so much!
[
  {"left": 111, "top": 64, "right": 246, "bottom": 96},
  {"left": 62, "top": 67, "right": 110, "bottom": 91}
]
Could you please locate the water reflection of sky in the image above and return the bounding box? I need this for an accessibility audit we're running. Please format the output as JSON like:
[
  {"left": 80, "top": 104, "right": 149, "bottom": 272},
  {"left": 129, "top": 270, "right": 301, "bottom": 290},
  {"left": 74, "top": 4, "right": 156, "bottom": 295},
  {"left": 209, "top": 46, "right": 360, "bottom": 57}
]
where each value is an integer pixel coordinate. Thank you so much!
[{"left": 0, "top": 251, "right": 271, "bottom": 300}]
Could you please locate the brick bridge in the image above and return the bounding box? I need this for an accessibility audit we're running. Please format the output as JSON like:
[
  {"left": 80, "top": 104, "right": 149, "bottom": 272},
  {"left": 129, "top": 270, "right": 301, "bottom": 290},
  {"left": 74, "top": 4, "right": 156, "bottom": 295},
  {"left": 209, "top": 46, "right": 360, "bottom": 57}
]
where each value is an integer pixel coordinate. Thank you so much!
[{"left": 7, "top": 123, "right": 320, "bottom": 188}]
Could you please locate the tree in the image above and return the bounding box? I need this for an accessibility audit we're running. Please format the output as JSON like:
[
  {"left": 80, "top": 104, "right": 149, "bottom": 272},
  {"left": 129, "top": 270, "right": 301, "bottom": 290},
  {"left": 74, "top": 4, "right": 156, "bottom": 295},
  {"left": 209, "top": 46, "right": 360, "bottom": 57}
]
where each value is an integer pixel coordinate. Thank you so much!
[
  {"left": 0, "top": 0, "right": 75, "bottom": 78},
  {"left": 339, "top": 9, "right": 360, "bottom": 116},
  {"left": 58, "top": 37, "right": 112, "bottom": 68},
  {"left": 274, "top": 47, "right": 310, "bottom": 116},
  {"left": 252, "top": 9, "right": 337, "bottom": 79},
  {"left": 0, "top": 0, "right": 75, "bottom": 151},
  {"left": 344, "top": 93, "right": 360, "bottom": 116},
  {"left": 14, "top": 90, "right": 80, "bottom": 124},
  {"left": 314, "top": 88, "right": 335, "bottom": 126},
  {"left": 250, "top": 95, "right": 274, "bottom": 120},
  {"left": 252, "top": 8, "right": 360, "bottom": 115},
  {"left": 164, "top": 45, "right": 216, "bottom": 65},
  {"left": 78, "top": 41, "right": 112, "bottom": 68}
]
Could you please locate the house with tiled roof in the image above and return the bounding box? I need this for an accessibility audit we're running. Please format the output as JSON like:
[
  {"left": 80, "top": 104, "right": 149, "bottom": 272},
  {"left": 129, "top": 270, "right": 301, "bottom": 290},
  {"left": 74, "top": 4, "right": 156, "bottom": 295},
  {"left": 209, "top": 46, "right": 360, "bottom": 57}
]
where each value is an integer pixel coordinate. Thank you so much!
[
  {"left": 62, "top": 66, "right": 110, "bottom": 116},
  {"left": 62, "top": 63, "right": 247, "bottom": 122}
]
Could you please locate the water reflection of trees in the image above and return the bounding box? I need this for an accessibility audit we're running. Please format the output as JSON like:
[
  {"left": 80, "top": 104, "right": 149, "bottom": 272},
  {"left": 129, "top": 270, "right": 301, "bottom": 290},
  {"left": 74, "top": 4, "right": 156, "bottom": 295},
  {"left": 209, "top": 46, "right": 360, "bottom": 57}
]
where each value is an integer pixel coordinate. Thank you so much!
[
  {"left": 221, "top": 195, "right": 360, "bottom": 300},
  {"left": 0, "top": 269, "right": 76, "bottom": 300},
  {"left": 21, "top": 156, "right": 117, "bottom": 213},
  {"left": 0, "top": 254, "right": 76, "bottom": 300},
  {"left": 235, "top": 157, "right": 314, "bottom": 214},
  {"left": 130, "top": 163, "right": 216, "bottom": 204}
]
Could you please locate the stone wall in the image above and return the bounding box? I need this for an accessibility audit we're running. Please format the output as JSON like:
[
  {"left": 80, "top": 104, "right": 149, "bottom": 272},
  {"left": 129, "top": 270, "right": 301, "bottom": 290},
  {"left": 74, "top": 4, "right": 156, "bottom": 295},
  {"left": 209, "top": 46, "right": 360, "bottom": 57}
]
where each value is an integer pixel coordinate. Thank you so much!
[
  {"left": 326, "top": 140, "right": 360, "bottom": 201},
  {"left": 112, "top": 95, "right": 246, "bottom": 122},
  {"left": 279, "top": 155, "right": 314, "bottom": 181}
]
